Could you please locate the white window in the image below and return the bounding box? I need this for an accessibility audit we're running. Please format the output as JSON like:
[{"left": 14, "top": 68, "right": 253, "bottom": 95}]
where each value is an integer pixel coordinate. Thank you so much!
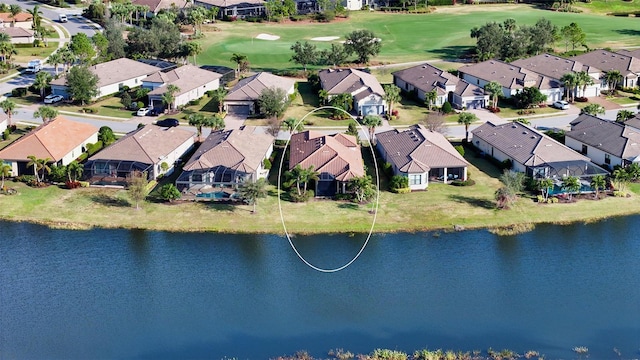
[{"left": 409, "top": 174, "right": 422, "bottom": 185}]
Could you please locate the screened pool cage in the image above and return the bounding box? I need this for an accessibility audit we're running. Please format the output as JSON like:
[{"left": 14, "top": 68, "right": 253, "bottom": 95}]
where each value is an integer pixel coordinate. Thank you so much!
[
  {"left": 176, "top": 166, "right": 250, "bottom": 193},
  {"left": 83, "top": 160, "right": 153, "bottom": 186}
]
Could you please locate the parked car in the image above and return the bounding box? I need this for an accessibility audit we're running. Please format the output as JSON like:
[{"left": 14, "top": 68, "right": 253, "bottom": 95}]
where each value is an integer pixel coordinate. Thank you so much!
[
  {"left": 553, "top": 100, "right": 569, "bottom": 110},
  {"left": 136, "top": 107, "right": 150, "bottom": 116},
  {"left": 155, "top": 118, "right": 180, "bottom": 127},
  {"left": 44, "top": 94, "right": 63, "bottom": 104}
]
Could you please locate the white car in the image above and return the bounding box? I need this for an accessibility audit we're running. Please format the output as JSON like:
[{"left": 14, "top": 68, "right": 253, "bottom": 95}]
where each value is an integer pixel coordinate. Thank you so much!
[
  {"left": 553, "top": 100, "right": 570, "bottom": 110},
  {"left": 44, "top": 94, "right": 63, "bottom": 104},
  {"left": 136, "top": 107, "right": 150, "bottom": 116}
]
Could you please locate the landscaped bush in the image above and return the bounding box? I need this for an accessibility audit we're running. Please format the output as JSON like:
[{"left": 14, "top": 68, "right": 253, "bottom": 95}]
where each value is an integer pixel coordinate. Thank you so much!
[
  {"left": 289, "top": 189, "right": 314, "bottom": 202},
  {"left": 441, "top": 101, "right": 453, "bottom": 114},
  {"left": 12, "top": 87, "right": 27, "bottom": 97},
  {"left": 393, "top": 187, "right": 411, "bottom": 194},
  {"left": 15, "top": 175, "right": 36, "bottom": 184},
  {"left": 389, "top": 175, "right": 409, "bottom": 192},
  {"left": 65, "top": 181, "right": 82, "bottom": 189},
  {"left": 382, "top": 162, "right": 393, "bottom": 177},
  {"left": 263, "top": 158, "right": 272, "bottom": 170},
  {"left": 75, "top": 153, "right": 88, "bottom": 162},
  {"left": 2, "top": 129, "right": 9, "bottom": 140},
  {"left": 451, "top": 179, "right": 475, "bottom": 186},
  {"left": 454, "top": 145, "right": 465, "bottom": 156},
  {"left": 575, "top": 97, "right": 588, "bottom": 102},
  {"left": 82, "top": 107, "right": 97, "bottom": 114},
  {"left": 189, "top": 99, "right": 201, "bottom": 106},
  {"left": 488, "top": 106, "right": 501, "bottom": 113},
  {"left": 86, "top": 141, "right": 104, "bottom": 156}
]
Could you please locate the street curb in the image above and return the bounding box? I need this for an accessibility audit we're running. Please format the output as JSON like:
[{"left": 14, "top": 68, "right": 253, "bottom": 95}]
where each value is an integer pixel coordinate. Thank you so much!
[{"left": 57, "top": 110, "right": 128, "bottom": 122}]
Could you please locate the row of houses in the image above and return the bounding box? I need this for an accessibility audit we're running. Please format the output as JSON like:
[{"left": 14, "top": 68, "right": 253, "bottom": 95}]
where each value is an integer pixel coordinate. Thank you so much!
[{"left": 0, "top": 12, "right": 35, "bottom": 44}]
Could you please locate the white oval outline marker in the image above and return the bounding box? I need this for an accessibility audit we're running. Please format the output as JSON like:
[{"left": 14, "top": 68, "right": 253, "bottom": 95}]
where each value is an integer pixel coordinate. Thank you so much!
[{"left": 277, "top": 106, "right": 380, "bottom": 273}]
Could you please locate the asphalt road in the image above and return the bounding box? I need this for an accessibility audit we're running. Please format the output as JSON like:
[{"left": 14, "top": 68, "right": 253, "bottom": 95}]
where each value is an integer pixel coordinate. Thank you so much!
[{"left": 6, "top": 0, "right": 98, "bottom": 37}]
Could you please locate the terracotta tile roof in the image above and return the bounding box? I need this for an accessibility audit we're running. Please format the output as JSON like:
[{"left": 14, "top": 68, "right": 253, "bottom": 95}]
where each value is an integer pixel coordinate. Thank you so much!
[
  {"left": 0, "top": 12, "right": 32, "bottom": 22},
  {"left": 0, "top": 27, "right": 33, "bottom": 38},
  {"left": 50, "top": 58, "right": 161, "bottom": 88},
  {"left": 459, "top": 59, "right": 561, "bottom": 90},
  {"left": 132, "top": 0, "right": 187, "bottom": 12},
  {"left": 195, "top": 0, "right": 264, "bottom": 7},
  {"left": 566, "top": 114, "right": 640, "bottom": 160},
  {"left": 147, "top": 64, "right": 222, "bottom": 97},
  {"left": 377, "top": 124, "right": 468, "bottom": 173},
  {"left": 183, "top": 126, "right": 273, "bottom": 173},
  {"left": 572, "top": 49, "right": 640, "bottom": 77},
  {"left": 89, "top": 125, "right": 195, "bottom": 164},
  {"left": 289, "top": 130, "right": 364, "bottom": 181},
  {"left": 471, "top": 121, "right": 589, "bottom": 167},
  {"left": 319, "top": 68, "right": 385, "bottom": 100},
  {"left": 0, "top": 116, "right": 97, "bottom": 162},
  {"left": 225, "top": 72, "right": 295, "bottom": 101}
]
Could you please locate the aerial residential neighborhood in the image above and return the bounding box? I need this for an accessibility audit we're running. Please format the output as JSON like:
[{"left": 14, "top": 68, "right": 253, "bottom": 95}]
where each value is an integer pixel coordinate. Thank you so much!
[{"left": 1, "top": 0, "right": 640, "bottom": 358}]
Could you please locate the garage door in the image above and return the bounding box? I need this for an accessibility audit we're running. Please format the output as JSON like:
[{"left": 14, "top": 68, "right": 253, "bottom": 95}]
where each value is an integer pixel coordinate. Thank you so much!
[{"left": 227, "top": 105, "right": 251, "bottom": 115}]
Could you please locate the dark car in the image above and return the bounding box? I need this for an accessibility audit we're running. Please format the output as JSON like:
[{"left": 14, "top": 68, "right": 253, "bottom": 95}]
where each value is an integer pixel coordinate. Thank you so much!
[{"left": 155, "top": 118, "right": 180, "bottom": 127}]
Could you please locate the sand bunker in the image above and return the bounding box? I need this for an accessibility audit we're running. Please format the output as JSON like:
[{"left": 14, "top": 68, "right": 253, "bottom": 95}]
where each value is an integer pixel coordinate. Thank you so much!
[
  {"left": 310, "top": 36, "right": 340, "bottom": 41},
  {"left": 255, "top": 33, "right": 280, "bottom": 41}
]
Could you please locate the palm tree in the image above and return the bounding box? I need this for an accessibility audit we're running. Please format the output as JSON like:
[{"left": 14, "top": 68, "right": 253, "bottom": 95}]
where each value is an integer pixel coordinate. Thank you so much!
[
  {"left": 26, "top": 155, "right": 51, "bottom": 183},
  {"left": 0, "top": 99, "right": 16, "bottom": 126},
  {"left": 66, "top": 161, "right": 83, "bottom": 182},
  {"left": 187, "top": 113, "right": 206, "bottom": 140},
  {"left": 0, "top": 160, "right": 11, "bottom": 189},
  {"left": 616, "top": 109, "right": 635, "bottom": 123},
  {"left": 560, "top": 72, "right": 577, "bottom": 103},
  {"left": 604, "top": 70, "right": 623, "bottom": 92},
  {"left": 0, "top": 40, "right": 17, "bottom": 66},
  {"left": 457, "top": 112, "right": 478, "bottom": 143},
  {"left": 537, "top": 177, "right": 554, "bottom": 202},
  {"left": 576, "top": 71, "right": 593, "bottom": 98},
  {"left": 300, "top": 165, "right": 319, "bottom": 196},
  {"left": 237, "top": 178, "right": 268, "bottom": 213},
  {"left": 284, "top": 164, "right": 305, "bottom": 196},
  {"left": 33, "top": 105, "right": 58, "bottom": 123},
  {"left": 206, "top": 113, "right": 225, "bottom": 131},
  {"left": 9, "top": 4, "right": 21, "bottom": 19},
  {"left": 210, "top": 87, "right": 227, "bottom": 113},
  {"left": 318, "top": 89, "right": 329, "bottom": 106},
  {"left": 581, "top": 104, "right": 605, "bottom": 116},
  {"left": 47, "top": 52, "right": 63, "bottom": 76},
  {"left": 484, "top": 81, "right": 502, "bottom": 109},
  {"left": 33, "top": 71, "right": 52, "bottom": 99},
  {"left": 230, "top": 53, "right": 247, "bottom": 75},
  {"left": 27, "top": 5, "right": 42, "bottom": 31},
  {"left": 282, "top": 117, "right": 304, "bottom": 134},
  {"left": 590, "top": 174, "right": 606, "bottom": 199},
  {"left": 361, "top": 114, "right": 382, "bottom": 145},
  {"left": 561, "top": 175, "right": 581, "bottom": 201},
  {"left": 185, "top": 41, "right": 202, "bottom": 65},
  {"left": 161, "top": 85, "right": 180, "bottom": 112},
  {"left": 382, "top": 84, "right": 401, "bottom": 118},
  {"left": 424, "top": 89, "right": 438, "bottom": 111}
]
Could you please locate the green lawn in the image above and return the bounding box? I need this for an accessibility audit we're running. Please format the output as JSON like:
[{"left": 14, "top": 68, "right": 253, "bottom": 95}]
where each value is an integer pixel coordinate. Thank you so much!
[
  {"left": 0, "top": 125, "right": 33, "bottom": 150},
  {"left": 56, "top": 97, "right": 134, "bottom": 119},
  {"left": 573, "top": 0, "right": 640, "bottom": 15},
  {"left": 195, "top": 5, "right": 640, "bottom": 71}
]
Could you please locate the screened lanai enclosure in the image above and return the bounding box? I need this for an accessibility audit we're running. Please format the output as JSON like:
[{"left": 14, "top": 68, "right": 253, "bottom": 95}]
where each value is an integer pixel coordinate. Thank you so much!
[
  {"left": 84, "top": 160, "right": 153, "bottom": 186},
  {"left": 176, "top": 165, "right": 252, "bottom": 199}
]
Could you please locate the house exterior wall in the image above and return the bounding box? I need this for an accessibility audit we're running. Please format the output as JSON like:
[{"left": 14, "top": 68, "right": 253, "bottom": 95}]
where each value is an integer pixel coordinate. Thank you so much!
[
  {"left": 255, "top": 144, "right": 274, "bottom": 180},
  {"left": 564, "top": 136, "right": 623, "bottom": 170},
  {"left": 60, "top": 133, "right": 99, "bottom": 166},
  {"left": 357, "top": 94, "right": 385, "bottom": 115},
  {"left": 473, "top": 137, "right": 526, "bottom": 173},
  {"left": 10, "top": 35, "right": 33, "bottom": 44},
  {"left": 343, "top": 0, "right": 362, "bottom": 10},
  {"left": 0, "top": 118, "right": 7, "bottom": 134},
  {"left": 223, "top": 100, "right": 255, "bottom": 114},
  {"left": 50, "top": 84, "right": 70, "bottom": 98},
  {"left": 394, "top": 76, "right": 447, "bottom": 107},
  {"left": 153, "top": 136, "right": 196, "bottom": 179},
  {"left": 97, "top": 75, "right": 147, "bottom": 98},
  {"left": 1, "top": 21, "right": 31, "bottom": 29},
  {"left": 173, "top": 79, "right": 220, "bottom": 108},
  {"left": 541, "top": 88, "right": 563, "bottom": 103}
]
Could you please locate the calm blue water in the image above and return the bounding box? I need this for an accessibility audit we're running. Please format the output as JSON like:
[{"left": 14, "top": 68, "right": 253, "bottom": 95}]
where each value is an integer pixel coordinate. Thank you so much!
[{"left": 0, "top": 218, "right": 639, "bottom": 359}]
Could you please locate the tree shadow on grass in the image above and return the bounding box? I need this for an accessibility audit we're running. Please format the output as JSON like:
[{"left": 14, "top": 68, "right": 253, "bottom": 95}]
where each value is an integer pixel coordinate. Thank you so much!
[
  {"left": 615, "top": 29, "right": 640, "bottom": 36},
  {"left": 90, "top": 193, "right": 130, "bottom": 207},
  {"left": 337, "top": 202, "right": 359, "bottom": 210},
  {"left": 200, "top": 201, "right": 237, "bottom": 212},
  {"left": 449, "top": 194, "right": 495, "bottom": 210},
  {"left": 426, "top": 46, "right": 474, "bottom": 61}
]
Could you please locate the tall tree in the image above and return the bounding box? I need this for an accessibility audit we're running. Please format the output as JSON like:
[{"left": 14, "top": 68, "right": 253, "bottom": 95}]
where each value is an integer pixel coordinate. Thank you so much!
[
  {"left": 457, "top": 112, "right": 478, "bottom": 143},
  {"left": 282, "top": 117, "right": 304, "bottom": 134},
  {"left": 576, "top": 71, "right": 594, "bottom": 98},
  {"left": 92, "top": 32, "right": 109, "bottom": 61},
  {"left": 206, "top": 113, "right": 225, "bottom": 131},
  {"left": 187, "top": 113, "right": 207, "bottom": 140},
  {"left": 230, "top": 53, "right": 247, "bottom": 75},
  {"left": 66, "top": 66, "right": 99, "bottom": 105},
  {"left": 319, "top": 43, "right": 349, "bottom": 68},
  {"left": 103, "top": 19, "right": 127, "bottom": 60},
  {"left": 470, "top": 21, "right": 505, "bottom": 61},
  {"left": 361, "top": 114, "right": 382, "bottom": 145},
  {"left": 0, "top": 99, "right": 16, "bottom": 126},
  {"left": 9, "top": 4, "right": 21, "bottom": 18},
  {"left": 560, "top": 22, "right": 586, "bottom": 52},
  {"left": 560, "top": 72, "right": 577, "bottom": 103},
  {"left": 604, "top": 70, "right": 623, "bottom": 92},
  {"left": 69, "top": 33, "right": 96, "bottom": 63},
  {"left": 424, "top": 89, "right": 438, "bottom": 111},
  {"left": 382, "top": 84, "right": 401, "bottom": 118},
  {"left": 590, "top": 174, "right": 605, "bottom": 199},
  {"left": 127, "top": 171, "right": 149, "bottom": 209},
  {"left": 580, "top": 104, "right": 605, "bottom": 116},
  {"left": 237, "top": 178, "right": 268, "bottom": 213},
  {"left": 561, "top": 175, "right": 581, "bottom": 201},
  {"left": 0, "top": 160, "right": 11, "bottom": 189},
  {"left": 66, "top": 161, "right": 83, "bottom": 182},
  {"left": 529, "top": 18, "right": 559, "bottom": 55},
  {"left": 47, "top": 51, "right": 63, "bottom": 76},
  {"left": 184, "top": 41, "right": 202, "bottom": 65},
  {"left": 290, "top": 41, "right": 318, "bottom": 72},
  {"left": 484, "top": 81, "right": 502, "bottom": 108},
  {"left": 161, "top": 84, "right": 180, "bottom": 112},
  {"left": 258, "top": 87, "right": 289, "bottom": 119},
  {"left": 348, "top": 175, "right": 376, "bottom": 203},
  {"left": 343, "top": 29, "right": 381, "bottom": 64},
  {"left": 98, "top": 126, "right": 116, "bottom": 146},
  {"left": 210, "top": 87, "right": 227, "bottom": 113},
  {"left": 537, "top": 177, "right": 554, "bottom": 202},
  {"left": 33, "top": 106, "right": 58, "bottom": 123},
  {"left": 32, "top": 71, "right": 52, "bottom": 100}
]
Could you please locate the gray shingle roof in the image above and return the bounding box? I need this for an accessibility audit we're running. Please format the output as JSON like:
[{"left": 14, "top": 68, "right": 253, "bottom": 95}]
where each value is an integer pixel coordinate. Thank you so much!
[
  {"left": 319, "top": 68, "right": 385, "bottom": 100},
  {"left": 459, "top": 59, "right": 561, "bottom": 90},
  {"left": 89, "top": 125, "right": 195, "bottom": 164},
  {"left": 471, "top": 121, "right": 589, "bottom": 167},
  {"left": 566, "top": 114, "right": 640, "bottom": 160},
  {"left": 147, "top": 64, "right": 222, "bottom": 97},
  {"left": 50, "top": 58, "right": 161, "bottom": 88},
  {"left": 392, "top": 63, "right": 458, "bottom": 92},
  {"left": 377, "top": 124, "right": 468, "bottom": 173},
  {"left": 225, "top": 72, "right": 295, "bottom": 101},
  {"left": 511, "top": 53, "right": 596, "bottom": 80},
  {"left": 183, "top": 127, "right": 273, "bottom": 173},
  {"left": 623, "top": 114, "right": 640, "bottom": 130},
  {"left": 572, "top": 49, "right": 640, "bottom": 77},
  {"left": 289, "top": 131, "right": 364, "bottom": 181}
]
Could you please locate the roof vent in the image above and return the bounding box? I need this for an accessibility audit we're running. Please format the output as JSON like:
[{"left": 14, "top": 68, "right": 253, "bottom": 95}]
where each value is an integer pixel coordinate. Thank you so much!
[
  {"left": 598, "top": 143, "right": 602, "bottom": 147},
  {"left": 523, "top": 131, "right": 528, "bottom": 134}
]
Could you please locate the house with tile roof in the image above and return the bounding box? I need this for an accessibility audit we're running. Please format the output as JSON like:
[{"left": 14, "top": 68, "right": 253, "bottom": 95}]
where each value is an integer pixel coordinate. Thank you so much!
[
  {"left": 144, "top": 64, "right": 222, "bottom": 111},
  {"left": 623, "top": 113, "right": 640, "bottom": 130},
  {"left": 132, "top": 0, "right": 187, "bottom": 16},
  {"left": 84, "top": 125, "right": 195, "bottom": 185},
  {"left": 176, "top": 126, "right": 273, "bottom": 196},
  {"left": 194, "top": 0, "right": 265, "bottom": 19},
  {"left": 458, "top": 59, "right": 563, "bottom": 103},
  {"left": 392, "top": 63, "right": 488, "bottom": 110},
  {"left": 223, "top": 72, "right": 296, "bottom": 115},
  {"left": 572, "top": 49, "right": 640, "bottom": 89},
  {"left": 0, "top": 12, "right": 33, "bottom": 29},
  {"left": 289, "top": 130, "right": 364, "bottom": 197},
  {"left": 0, "top": 116, "right": 98, "bottom": 176},
  {"left": 471, "top": 121, "right": 607, "bottom": 180},
  {"left": 511, "top": 53, "right": 602, "bottom": 98},
  {"left": 319, "top": 68, "right": 386, "bottom": 116},
  {"left": 376, "top": 124, "right": 469, "bottom": 190},
  {"left": 50, "top": 58, "right": 161, "bottom": 100},
  {"left": 565, "top": 114, "right": 640, "bottom": 170},
  {"left": 0, "top": 27, "right": 34, "bottom": 44}
]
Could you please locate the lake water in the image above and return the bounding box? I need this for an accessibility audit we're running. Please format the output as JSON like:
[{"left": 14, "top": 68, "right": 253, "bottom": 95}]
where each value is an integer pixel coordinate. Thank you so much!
[{"left": 0, "top": 218, "right": 639, "bottom": 359}]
